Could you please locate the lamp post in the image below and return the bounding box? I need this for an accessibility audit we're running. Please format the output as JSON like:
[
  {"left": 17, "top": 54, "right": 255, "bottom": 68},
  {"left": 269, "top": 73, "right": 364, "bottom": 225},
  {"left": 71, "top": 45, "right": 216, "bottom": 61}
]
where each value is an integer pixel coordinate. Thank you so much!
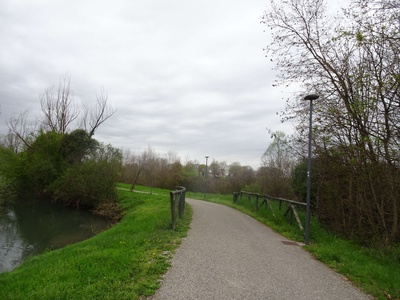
[
  {"left": 204, "top": 156, "right": 209, "bottom": 199},
  {"left": 304, "top": 94, "right": 319, "bottom": 245}
]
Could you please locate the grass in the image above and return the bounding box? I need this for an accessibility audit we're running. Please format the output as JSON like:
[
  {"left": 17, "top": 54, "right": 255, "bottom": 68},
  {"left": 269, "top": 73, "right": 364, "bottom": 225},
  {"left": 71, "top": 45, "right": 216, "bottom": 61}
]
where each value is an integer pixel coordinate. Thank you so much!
[
  {"left": 117, "top": 182, "right": 171, "bottom": 196},
  {"left": 0, "top": 185, "right": 192, "bottom": 300},
  {"left": 189, "top": 191, "right": 400, "bottom": 300},
  {"left": 1, "top": 186, "right": 398, "bottom": 299},
  {"left": 306, "top": 230, "right": 400, "bottom": 300}
]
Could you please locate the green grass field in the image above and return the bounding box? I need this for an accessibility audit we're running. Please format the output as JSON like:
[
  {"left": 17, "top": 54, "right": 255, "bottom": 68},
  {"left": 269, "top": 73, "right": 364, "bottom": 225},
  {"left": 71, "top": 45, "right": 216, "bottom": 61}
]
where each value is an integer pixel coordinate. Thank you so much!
[
  {"left": 0, "top": 186, "right": 192, "bottom": 300},
  {"left": 1, "top": 186, "right": 398, "bottom": 300}
]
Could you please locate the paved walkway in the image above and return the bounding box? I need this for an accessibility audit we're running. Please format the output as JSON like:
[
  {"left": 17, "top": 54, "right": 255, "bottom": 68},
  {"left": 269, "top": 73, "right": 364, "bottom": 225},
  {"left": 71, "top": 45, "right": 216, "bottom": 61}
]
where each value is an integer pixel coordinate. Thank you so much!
[{"left": 152, "top": 199, "right": 373, "bottom": 300}]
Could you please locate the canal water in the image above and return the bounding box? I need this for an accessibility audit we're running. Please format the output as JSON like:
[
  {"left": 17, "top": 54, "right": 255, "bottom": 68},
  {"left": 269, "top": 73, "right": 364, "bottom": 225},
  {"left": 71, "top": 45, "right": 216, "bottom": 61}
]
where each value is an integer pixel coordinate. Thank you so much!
[{"left": 0, "top": 194, "right": 110, "bottom": 273}]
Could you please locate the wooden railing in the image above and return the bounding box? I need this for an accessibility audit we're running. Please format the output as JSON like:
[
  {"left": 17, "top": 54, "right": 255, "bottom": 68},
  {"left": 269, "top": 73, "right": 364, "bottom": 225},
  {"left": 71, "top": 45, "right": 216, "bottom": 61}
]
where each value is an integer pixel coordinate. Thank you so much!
[
  {"left": 170, "top": 186, "right": 186, "bottom": 230},
  {"left": 234, "top": 191, "right": 306, "bottom": 230}
]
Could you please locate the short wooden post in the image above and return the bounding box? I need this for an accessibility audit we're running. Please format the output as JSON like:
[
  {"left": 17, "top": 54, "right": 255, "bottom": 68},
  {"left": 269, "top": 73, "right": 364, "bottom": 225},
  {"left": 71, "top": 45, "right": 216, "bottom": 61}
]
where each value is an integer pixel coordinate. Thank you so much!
[
  {"left": 291, "top": 205, "right": 304, "bottom": 230},
  {"left": 233, "top": 192, "right": 240, "bottom": 203},
  {"left": 170, "top": 192, "right": 176, "bottom": 230},
  {"left": 255, "top": 194, "right": 259, "bottom": 210},
  {"left": 178, "top": 190, "right": 185, "bottom": 219}
]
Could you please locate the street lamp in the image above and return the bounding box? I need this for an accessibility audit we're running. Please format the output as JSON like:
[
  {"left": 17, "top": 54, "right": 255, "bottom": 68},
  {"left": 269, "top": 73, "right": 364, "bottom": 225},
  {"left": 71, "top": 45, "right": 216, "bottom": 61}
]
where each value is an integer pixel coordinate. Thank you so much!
[
  {"left": 204, "top": 156, "right": 209, "bottom": 199},
  {"left": 303, "top": 94, "right": 319, "bottom": 245}
]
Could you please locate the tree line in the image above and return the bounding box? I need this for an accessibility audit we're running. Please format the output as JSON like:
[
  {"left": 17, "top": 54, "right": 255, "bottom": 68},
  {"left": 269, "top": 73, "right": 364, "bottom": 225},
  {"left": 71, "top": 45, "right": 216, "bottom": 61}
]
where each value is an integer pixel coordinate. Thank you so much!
[
  {"left": 119, "top": 141, "right": 295, "bottom": 200},
  {"left": 120, "top": 147, "right": 259, "bottom": 195},
  {"left": 262, "top": 0, "right": 400, "bottom": 246}
]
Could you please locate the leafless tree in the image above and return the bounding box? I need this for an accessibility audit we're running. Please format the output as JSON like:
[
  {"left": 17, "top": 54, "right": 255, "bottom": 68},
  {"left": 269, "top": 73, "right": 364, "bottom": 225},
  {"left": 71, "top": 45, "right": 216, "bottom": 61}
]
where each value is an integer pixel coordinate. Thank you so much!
[
  {"left": 261, "top": 131, "right": 295, "bottom": 177},
  {"left": 10, "top": 75, "right": 115, "bottom": 147},
  {"left": 128, "top": 146, "right": 157, "bottom": 191},
  {"left": 81, "top": 88, "right": 116, "bottom": 137},
  {"left": 40, "top": 75, "right": 78, "bottom": 134},
  {"left": 40, "top": 75, "right": 115, "bottom": 137},
  {"left": 0, "top": 132, "right": 23, "bottom": 153},
  {"left": 6, "top": 111, "right": 35, "bottom": 151}
]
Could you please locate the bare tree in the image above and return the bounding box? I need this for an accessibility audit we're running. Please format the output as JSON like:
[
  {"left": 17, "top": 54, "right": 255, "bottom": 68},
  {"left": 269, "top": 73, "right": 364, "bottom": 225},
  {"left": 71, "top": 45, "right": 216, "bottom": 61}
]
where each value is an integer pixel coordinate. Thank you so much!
[
  {"left": 7, "top": 75, "right": 115, "bottom": 159},
  {"left": 6, "top": 111, "right": 35, "bottom": 151},
  {"left": 38, "top": 75, "right": 115, "bottom": 138},
  {"left": 81, "top": 88, "right": 116, "bottom": 137},
  {"left": 40, "top": 75, "right": 78, "bottom": 134},
  {"left": 128, "top": 146, "right": 157, "bottom": 191},
  {"left": 0, "top": 132, "right": 23, "bottom": 153},
  {"left": 261, "top": 131, "right": 295, "bottom": 177}
]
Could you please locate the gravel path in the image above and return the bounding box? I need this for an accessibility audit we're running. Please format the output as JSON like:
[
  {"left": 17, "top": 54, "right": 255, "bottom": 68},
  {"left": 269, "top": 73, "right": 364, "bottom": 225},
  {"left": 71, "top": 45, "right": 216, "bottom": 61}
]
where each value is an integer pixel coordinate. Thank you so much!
[{"left": 152, "top": 199, "right": 373, "bottom": 300}]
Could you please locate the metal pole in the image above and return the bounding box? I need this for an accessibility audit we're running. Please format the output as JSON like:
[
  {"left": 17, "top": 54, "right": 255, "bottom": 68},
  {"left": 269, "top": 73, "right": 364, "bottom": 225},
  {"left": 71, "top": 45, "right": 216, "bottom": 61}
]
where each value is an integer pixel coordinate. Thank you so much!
[
  {"left": 304, "top": 94, "right": 319, "bottom": 245},
  {"left": 305, "top": 99, "right": 313, "bottom": 245},
  {"left": 204, "top": 156, "right": 209, "bottom": 199}
]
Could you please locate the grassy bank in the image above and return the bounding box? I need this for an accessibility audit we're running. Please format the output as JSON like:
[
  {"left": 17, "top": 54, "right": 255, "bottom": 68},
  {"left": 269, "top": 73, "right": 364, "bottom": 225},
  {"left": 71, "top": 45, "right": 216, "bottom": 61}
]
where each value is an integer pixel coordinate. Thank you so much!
[
  {"left": 2, "top": 185, "right": 398, "bottom": 300},
  {"left": 189, "top": 191, "right": 400, "bottom": 300},
  {"left": 0, "top": 186, "right": 192, "bottom": 300}
]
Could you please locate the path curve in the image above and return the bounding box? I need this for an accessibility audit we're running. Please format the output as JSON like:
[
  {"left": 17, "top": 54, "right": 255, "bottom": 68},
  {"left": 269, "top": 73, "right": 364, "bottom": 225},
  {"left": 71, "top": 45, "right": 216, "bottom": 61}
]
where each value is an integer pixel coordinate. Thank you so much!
[{"left": 152, "top": 199, "right": 373, "bottom": 300}]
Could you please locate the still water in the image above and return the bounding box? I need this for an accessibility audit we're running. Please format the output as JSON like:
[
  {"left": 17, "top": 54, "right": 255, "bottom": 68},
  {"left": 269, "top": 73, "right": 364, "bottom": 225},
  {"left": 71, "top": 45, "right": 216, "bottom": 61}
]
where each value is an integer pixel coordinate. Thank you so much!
[{"left": 0, "top": 195, "right": 110, "bottom": 273}]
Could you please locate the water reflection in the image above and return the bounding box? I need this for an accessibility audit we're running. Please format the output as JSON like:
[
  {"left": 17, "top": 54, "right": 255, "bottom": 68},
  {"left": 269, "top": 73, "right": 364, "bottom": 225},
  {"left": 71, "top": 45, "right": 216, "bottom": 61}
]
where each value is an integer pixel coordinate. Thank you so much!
[{"left": 0, "top": 195, "right": 110, "bottom": 273}]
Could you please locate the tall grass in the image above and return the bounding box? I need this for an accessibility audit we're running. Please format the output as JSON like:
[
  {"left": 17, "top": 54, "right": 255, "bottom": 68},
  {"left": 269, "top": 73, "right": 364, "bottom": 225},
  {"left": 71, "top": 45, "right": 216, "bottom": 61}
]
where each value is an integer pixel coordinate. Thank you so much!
[
  {"left": 189, "top": 191, "right": 400, "bottom": 300},
  {"left": 0, "top": 187, "right": 192, "bottom": 300}
]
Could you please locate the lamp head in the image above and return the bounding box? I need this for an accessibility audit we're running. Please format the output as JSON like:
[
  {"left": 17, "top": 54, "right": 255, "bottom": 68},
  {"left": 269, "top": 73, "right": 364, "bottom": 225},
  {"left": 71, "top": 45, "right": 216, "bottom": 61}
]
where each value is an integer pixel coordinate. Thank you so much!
[{"left": 304, "top": 94, "right": 319, "bottom": 101}]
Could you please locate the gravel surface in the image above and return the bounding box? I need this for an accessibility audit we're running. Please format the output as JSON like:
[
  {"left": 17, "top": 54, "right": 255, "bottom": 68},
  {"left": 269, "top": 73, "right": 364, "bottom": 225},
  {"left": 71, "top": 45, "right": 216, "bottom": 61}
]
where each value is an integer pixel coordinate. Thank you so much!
[{"left": 152, "top": 199, "right": 373, "bottom": 300}]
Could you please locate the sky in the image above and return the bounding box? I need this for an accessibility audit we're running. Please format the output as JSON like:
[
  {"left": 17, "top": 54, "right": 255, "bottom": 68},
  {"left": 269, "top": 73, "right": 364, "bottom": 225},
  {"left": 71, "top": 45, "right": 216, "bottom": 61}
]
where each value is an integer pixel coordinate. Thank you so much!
[{"left": 0, "top": 0, "right": 296, "bottom": 169}]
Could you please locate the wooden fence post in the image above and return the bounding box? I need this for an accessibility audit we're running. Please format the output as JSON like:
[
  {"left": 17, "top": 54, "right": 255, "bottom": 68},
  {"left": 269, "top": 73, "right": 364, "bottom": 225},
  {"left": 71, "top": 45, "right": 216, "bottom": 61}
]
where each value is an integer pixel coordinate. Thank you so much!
[
  {"left": 170, "top": 186, "right": 186, "bottom": 230},
  {"left": 170, "top": 191, "right": 177, "bottom": 230},
  {"left": 237, "top": 191, "right": 306, "bottom": 233}
]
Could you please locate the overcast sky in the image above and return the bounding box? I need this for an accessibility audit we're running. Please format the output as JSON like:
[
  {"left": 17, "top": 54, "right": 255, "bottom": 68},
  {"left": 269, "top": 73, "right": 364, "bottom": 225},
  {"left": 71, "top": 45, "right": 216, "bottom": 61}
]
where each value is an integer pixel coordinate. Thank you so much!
[{"left": 0, "top": 0, "right": 296, "bottom": 169}]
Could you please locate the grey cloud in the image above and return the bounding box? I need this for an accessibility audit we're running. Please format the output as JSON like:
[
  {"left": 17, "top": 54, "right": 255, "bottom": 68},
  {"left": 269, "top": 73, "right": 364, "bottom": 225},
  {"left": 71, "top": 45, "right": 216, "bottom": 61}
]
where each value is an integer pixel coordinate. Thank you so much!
[{"left": 0, "top": 0, "right": 293, "bottom": 169}]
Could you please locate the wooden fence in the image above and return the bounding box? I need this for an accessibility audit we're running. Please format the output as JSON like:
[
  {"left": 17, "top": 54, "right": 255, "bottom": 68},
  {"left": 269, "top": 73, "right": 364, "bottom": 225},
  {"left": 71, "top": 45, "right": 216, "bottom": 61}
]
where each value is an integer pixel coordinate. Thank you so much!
[
  {"left": 234, "top": 191, "right": 306, "bottom": 230},
  {"left": 170, "top": 186, "right": 186, "bottom": 230}
]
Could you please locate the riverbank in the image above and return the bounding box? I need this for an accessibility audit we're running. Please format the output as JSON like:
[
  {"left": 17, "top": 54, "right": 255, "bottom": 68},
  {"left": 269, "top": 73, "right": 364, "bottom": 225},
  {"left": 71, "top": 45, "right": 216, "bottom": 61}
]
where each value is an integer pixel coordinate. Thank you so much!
[
  {"left": 0, "top": 187, "right": 192, "bottom": 299},
  {"left": 0, "top": 194, "right": 110, "bottom": 274}
]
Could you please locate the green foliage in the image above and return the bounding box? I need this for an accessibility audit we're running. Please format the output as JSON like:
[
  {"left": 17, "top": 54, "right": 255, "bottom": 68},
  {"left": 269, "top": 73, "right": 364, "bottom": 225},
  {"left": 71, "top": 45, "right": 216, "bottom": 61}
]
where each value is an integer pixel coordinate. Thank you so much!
[
  {"left": 0, "top": 146, "right": 18, "bottom": 177},
  {"left": 22, "top": 131, "right": 64, "bottom": 193},
  {"left": 291, "top": 161, "right": 307, "bottom": 201},
  {"left": 263, "top": 0, "right": 400, "bottom": 246},
  {"left": 242, "top": 182, "right": 261, "bottom": 194},
  {"left": 356, "top": 30, "right": 364, "bottom": 43},
  {"left": 0, "top": 146, "right": 20, "bottom": 195},
  {"left": 60, "top": 129, "right": 98, "bottom": 164},
  {"left": 1, "top": 129, "right": 121, "bottom": 213},
  {"left": 50, "top": 143, "right": 122, "bottom": 209},
  {"left": 310, "top": 151, "right": 400, "bottom": 246},
  {"left": 178, "top": 164, "right": 203, "bottom": 192}
]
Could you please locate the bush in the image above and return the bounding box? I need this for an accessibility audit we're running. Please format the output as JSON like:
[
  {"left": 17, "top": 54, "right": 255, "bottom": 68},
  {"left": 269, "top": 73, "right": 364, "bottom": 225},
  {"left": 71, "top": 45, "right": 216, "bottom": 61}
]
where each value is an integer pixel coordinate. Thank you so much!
[
  {"left": 22, "top": 131, "right": 64, "bottom": 193},
  {"left": 50, "top": 144, "right": 122, "bottom": 210},
  {"left": 2, "top": 130, "right": 122, "bottom": 214}
]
